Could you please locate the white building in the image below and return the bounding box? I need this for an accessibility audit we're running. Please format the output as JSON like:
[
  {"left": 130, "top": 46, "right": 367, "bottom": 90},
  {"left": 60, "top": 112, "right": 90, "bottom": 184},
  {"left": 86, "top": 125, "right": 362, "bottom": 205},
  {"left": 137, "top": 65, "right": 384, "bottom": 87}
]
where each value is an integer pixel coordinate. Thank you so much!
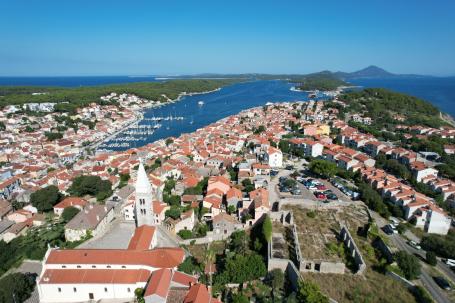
[
  {"left": 266, "top": 147, "right": 283, "bottom": 168},
  {"left": 135, "top": 161, "right": 155, "bottom": 227}
]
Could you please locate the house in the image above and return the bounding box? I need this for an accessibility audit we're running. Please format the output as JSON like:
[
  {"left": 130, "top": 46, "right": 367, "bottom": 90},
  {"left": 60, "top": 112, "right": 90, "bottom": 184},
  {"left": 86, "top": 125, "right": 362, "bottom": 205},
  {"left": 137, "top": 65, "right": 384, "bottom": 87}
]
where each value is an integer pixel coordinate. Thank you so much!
[
  {"left": 207, "top": 176, "right": 231, "bottom": 195},
  {"left": 0, "top": 199, "right": 12, "bottom": 220},
  {"left": 212, "top": 213, "right": 242, "bottom": 238},
  {"left": 226, "top": 187, "right": 242, "bottom": 208},
  {"left": 266, "top": 147, "right": 283, "bottom": 168},
  {"left": 2, "top": 221, "right": 30, "bottom": 243},
  {"left": 0, "top": 176, "right": 21, "bottom": 200},
  {"left": 64, "top": 204, "right": 114, "bottom": 242},
  {"left": 7, "top": 209, "right": 33, "bottom": 223},
  {"left": 410, "top": 162, "right": 438, "bottom": 182},
  {"left": 164, "top": 209, "right": 196, "bottom": 234},
  {"left": 53, "top": 197, "right": 88, "bottom": 217}
]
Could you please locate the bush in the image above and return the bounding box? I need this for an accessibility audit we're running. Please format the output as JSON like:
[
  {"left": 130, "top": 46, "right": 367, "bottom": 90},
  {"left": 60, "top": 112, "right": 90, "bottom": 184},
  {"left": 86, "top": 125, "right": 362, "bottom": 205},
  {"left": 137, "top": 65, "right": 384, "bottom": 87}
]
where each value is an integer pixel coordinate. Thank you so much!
[
  {"left": 61, "top": 206, "right": 80, "bottom": 222},
  {"left": 421, "top": 232, "right": 455, "bottom": 259},
  {"left": 309, "top": 159, "right": 337, "bottom": 179},
  {"left": 395, "top": 251, "right": 421, "bottom": 280},
  {"left": 68, "top": 175, "right": 112, "bottom": 201},
  {"left": 426, "top": 251, "right": 437, "bottom": 266},
  {"left": 411, "top": 285, "right": 433, "bottom": 303},
  {"left": 178, "top": 229, "right": 193, "bottom": 240},
  {"left": 296, "top": 280, "right": 329, "bottom": 303}
]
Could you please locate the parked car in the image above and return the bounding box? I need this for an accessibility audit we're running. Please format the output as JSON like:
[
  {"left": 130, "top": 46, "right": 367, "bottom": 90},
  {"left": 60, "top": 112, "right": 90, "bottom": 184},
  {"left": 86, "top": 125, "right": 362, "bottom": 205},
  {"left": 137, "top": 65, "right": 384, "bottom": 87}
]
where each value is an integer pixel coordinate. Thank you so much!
[
  {"left": 326, "top": 193, "right": 338, "bottom": 200},
  {"left": 433, "top": 276, "right": 451, "bottom": 290},
  {"left": 315, "top": 184, "right": 325, "bottom": 190},
  {"left": 291, "top": 189, "right": 301, "bottom": 195},
  {"left": 285, "top": 165, "right": 294, "bottom": 170},
  {"left": 314, "top": 192, "right": 326, "bottom": 200},
  {"left": 383, "top": 224, "right": 398, "bottom": 235},
  {"left": 407, "top": 240, "right": 421, "bottom": 250},
  {"left": 279, "top": 176, "right": 287, "bottom": 182},
  {"left": 443, "top": 258, "right": 455, "bottom": 267},
  {"left": 270, "top": 170, "right": 279, "bottom": 177}
]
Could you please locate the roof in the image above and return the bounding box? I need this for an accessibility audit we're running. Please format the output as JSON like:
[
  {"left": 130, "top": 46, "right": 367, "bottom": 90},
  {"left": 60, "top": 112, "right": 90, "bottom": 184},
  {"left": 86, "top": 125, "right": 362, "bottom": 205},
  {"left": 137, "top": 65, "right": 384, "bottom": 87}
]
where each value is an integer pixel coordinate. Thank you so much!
[
  {"left": 65, "top": 204, "right": 113, "bottom": 230},
  {"left": 144, "top": 268, "right": 171, "bottom": 298},
  {"left": 136, "top": 161, "right": 153, "bottom": 194},
  {"left": 184, "top": 283, "right": 218, "bottom": 303},
  {"left": 127, "top": 225, "right": 156, "bottom": 250},
  {"left": 53, "top": 197, "right": 87, "bottom": 210},
  {"left": 46, "top": 247, "right": 185, "bottom": 269},
  {"left": 39, "top": 268, "right": 150, "bottom": 284}
]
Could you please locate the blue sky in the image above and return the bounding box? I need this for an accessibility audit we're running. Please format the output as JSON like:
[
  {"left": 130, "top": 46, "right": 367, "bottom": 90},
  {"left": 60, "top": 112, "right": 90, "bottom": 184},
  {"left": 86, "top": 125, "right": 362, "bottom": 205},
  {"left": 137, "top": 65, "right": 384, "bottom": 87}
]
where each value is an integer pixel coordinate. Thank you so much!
[{"left": 1, "top": 0, "right": 455, "bottom": 76}]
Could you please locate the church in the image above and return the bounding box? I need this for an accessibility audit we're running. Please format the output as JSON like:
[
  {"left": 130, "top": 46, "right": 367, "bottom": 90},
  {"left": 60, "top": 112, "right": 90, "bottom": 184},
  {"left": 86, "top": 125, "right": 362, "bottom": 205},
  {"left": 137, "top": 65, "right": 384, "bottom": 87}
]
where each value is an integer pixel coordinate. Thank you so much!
[{"left": 37, "top": 162, "right": 219, "bottom": 303}]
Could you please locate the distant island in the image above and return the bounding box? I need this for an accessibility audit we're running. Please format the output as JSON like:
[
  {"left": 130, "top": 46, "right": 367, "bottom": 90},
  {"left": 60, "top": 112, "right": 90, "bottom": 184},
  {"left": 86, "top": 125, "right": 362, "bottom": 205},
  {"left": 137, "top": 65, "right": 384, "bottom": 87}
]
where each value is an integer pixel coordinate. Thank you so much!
[{"left": 0, "top": 79, "right": 240, "bottom": 113}]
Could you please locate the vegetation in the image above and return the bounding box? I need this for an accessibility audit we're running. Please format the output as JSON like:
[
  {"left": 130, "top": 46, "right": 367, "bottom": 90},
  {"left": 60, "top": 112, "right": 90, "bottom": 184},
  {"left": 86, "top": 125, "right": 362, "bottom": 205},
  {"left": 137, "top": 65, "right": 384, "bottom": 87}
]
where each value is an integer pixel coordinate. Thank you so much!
[
  {"left": 262, "top": 215, "right": 272, "bottom": 243},
  {"left": 30, "top": 185, "right": 62, "bottom": 212},
  {"left": 0, "top": 79, "right": 240, "bottom": 112},
  {"left": 309, "top": 159, "right": 338, "bottom": 179},
  {"left": 0, "top": 272, "right": 36, "bottom": 303},
  {"left": 68, "top": 175, "right": 113, "bottom": 201},
  {"left": 421, "top": 231, "right": 455, "bottom": 259},
  {"left": 340, "top": 88, "right": 445, "bottom": 128},
  {"left": 178, "top": 256, "right": 202, "bottom": 275},
  {"left": 61, "top": 206, "right": 80, "bottom": 222},
  {"left": 183, "top": 177, "right": 208, "bottom": 195},
  {"left": 357, "top": 181, "right": 390, "bottom": 219},
  {"left": 241, "top": 178, "right": 255, "bottom": 193},
  {"left": 296, "top": 280, "right": 329, "bottom": 303},
  {"left": 425, "top": 251, "right": 437, "bottom": 266},
  {"left": 411, "top": 285, "right": 433, "bottom": 303},
  {"left": 395, "top": 251, "right": 421, "bottom": 280},
  {"left": 294, "top": 72, "right": 347, "bottom": 91}
]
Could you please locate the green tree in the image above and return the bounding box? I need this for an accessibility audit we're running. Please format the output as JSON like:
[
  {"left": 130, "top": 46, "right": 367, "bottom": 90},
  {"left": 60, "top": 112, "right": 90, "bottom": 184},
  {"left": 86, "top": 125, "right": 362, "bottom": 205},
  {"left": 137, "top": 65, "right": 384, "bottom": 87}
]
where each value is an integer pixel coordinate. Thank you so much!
[
  {"left": 165, "top": 138, "right": 174, "bottom": 146},
  {"left": 165, "top": 206, "right": 181, "bottom": 219},
  {"left": 309, "top": 160, "right": 337, "bottom": 179},
  {"left": 426, "top": 251, "right": 437, "bottom": 266},
  {"left": 230, "top": 230, "right": 249, "bottom": 254},
  {"left": 242, "top": 178, "right": 255, "bottom": 193},
  {"left": 265, "top": 269, "right": 285, "bottom": 292},
  {"left": 68, "top": 175, "right": 112, "bottom": 201},
  {"left": 30, "top": 185, "right": 62, "bottom": 212},
  {"left": 232, "top": 293, "right": 249, "bottom": 303},
  {"left": 0, "top": 273, "right": 36, "bottom": 303},
  {"left": 262, "top": 215, "right": 272, "bottom": 243},
  {"left": 395, "top": 251, "right": 421, "bottom": 280},
  {"left": 178, "top": 256, "right": 201, "bottom": 275},
  {"left": 61, "top": 206, "right": 80, "bottom": 222},
  {"left": 178, "top": 229, "right": 193, "bottom": 239},
  {"left": 296, "top": 280, "right": 329, "bottom": 303},
  {"left": 411, "top": 285, "right": 433, "bottom": 303}
]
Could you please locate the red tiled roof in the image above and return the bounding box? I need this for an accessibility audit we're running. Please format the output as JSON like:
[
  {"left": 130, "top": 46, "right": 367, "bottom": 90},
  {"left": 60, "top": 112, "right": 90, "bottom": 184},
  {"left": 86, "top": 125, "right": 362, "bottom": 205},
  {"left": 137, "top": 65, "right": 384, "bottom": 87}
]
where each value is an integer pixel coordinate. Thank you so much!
[{"left": 127, "top": 225, "right": 156, "bottom": 251}]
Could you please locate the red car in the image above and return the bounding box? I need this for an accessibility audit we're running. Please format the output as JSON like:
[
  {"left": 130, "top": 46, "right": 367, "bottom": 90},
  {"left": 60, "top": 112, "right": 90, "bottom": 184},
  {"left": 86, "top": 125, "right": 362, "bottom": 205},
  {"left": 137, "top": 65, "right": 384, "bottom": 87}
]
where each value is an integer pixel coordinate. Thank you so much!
[
  {"left": 314, "top": 192, "right": 326, "bottom": 200},
  {"left": 316, "top": 184, "right": 326, "bottom": 191}
]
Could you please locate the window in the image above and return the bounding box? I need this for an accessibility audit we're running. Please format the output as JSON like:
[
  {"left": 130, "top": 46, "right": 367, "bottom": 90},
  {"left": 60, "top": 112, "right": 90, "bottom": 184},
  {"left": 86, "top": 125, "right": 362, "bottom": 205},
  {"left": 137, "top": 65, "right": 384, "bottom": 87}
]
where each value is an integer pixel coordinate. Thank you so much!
[
  {"left": 104, "top": 287, "right": 108, "bottom": 292},
  {"left": 122, "top": 265, "right": 126, "bottom": 268},
  {"left": 107, "top": 265, "right": 111, "bottom": 268},
  {"left": 92, "top": 265, "right": 96, "bottom": 268},
  {"left": 127, "top": 288, "right": 131, "bottom": 293},
  {"left": 77, "top": 265, "right": 81, "bottom": 268},
  {"left": 73, "top": 287, "right": 77, "bottom": 292},
  {"left": 61, "top": 265, "right": 66, "bottom": 268},
  {"left": 58, "top": 288, "right": 61, "bottom": 293}
]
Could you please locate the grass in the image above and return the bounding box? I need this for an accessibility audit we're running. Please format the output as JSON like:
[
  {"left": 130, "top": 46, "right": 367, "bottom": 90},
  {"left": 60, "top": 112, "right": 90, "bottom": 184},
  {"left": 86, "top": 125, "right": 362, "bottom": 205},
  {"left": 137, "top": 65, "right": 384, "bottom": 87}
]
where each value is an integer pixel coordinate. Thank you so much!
[{"left": 187, "top": 241, "right": 226, "bottom": 263}]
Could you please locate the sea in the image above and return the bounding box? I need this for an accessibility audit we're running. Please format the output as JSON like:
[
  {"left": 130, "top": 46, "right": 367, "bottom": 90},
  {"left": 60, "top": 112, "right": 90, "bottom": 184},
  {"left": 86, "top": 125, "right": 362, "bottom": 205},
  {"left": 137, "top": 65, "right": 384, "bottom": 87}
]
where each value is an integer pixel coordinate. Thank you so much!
[{"left": 1, "top": 76, "right": 454, "bottom": 150}]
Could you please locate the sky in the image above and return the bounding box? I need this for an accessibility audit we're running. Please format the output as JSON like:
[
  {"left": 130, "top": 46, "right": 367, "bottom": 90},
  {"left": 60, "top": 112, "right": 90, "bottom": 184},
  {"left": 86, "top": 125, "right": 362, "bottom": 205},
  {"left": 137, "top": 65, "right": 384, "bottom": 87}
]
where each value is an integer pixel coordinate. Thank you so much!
[{"left": 1, "top": 0, "right": 455, "bottom": 76}]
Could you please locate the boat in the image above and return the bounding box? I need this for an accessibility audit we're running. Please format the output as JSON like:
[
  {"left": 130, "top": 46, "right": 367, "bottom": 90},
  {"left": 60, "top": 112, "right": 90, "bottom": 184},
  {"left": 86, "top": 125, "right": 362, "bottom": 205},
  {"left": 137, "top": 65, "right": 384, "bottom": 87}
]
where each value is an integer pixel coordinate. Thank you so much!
[{"left": 198, "top": 100, "right": 204, "bottom": 106}]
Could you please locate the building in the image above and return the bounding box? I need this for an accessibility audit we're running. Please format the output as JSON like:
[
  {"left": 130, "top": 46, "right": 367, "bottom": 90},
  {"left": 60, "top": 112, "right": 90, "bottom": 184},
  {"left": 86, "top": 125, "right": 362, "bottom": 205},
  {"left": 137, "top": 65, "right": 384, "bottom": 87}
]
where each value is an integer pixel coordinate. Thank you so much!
[
  {"left": 64, "top": 204, "right": 114, "bottom": 242},
  {"left": 135, "top": 161, "right": 155, "bottom": 227},
  {"left": 266, "top": 147, "right": 283, "bottom": 168},
  {"left": 53, "top": 197, "right": 87, "bottom": 217}
]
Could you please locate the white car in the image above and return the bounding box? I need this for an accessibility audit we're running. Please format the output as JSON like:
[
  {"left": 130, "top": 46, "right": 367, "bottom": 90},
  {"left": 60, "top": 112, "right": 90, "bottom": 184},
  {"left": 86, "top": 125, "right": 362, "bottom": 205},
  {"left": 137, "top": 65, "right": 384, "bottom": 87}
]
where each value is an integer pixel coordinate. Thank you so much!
[{"left": 444, "top": 259, "right": 455, "bottom": 267}]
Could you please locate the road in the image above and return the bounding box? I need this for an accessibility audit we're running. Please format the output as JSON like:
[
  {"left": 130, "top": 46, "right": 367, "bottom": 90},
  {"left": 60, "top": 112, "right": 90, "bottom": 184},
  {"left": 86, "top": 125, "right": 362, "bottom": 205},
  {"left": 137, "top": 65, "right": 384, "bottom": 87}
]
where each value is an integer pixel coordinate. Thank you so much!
[{"left": 390, "top": 234, "right": 451, "bottom": 303}]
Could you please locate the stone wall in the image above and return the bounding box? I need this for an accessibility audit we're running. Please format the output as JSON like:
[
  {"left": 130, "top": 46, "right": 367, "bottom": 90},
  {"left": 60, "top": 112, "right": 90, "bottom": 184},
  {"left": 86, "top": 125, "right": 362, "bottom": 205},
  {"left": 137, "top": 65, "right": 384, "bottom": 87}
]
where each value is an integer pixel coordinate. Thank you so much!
[
  {"left": 373, "top": 237, "right": 395, "bottom": 264},
  {"left": 340, "top": 226, "right": 366, "bottom": 274}
]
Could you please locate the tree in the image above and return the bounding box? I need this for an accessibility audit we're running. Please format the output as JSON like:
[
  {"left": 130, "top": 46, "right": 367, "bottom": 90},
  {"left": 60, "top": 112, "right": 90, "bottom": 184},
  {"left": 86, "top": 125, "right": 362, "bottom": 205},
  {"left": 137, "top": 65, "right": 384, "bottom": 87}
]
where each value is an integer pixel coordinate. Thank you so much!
[
  {"left": 178, "top": 256, "right": 201, "bottom": 275},
  {"left": 309, "top": 160, "right": 337, "bottom": 179},
  {"left": 165, "top": 206, "right": 181, "bottom": 219},
  {"left": 62, "top": 206, "right": 80, "bottom": 222},
  {"left": 262, "top": 215, "right": 272, "bottom": 243},
  {"left": 395, "top": 251, "right": 421, "bottom": 280},
  {"left": 68, "top": 175, "right": 112, "bottom": 201},
  {"left": 411, "top": 285, "right": 433, "bottom": 303},
  {"left": 296, "top": 280, "right": 329, "bottom": 303},
  {"left": 242, "top": 178, "right": 255, "bottom": 193},
  {"left": 30, "top": 185, "right": 62, "bottom": 212},
  {"left": 178, "top": 229, "right": 193, "bottom": 240},
  {"left": 0, "top": 273, "right": 36, "bottom": 303},
  {"left": 232, "top": 293, "right": 249, "bottom": 303},
  {"left": 165, "top": 138, "right": 174, "bottom": 146},
  {"left": 227, "top": 205, "right": 236, "bottom": 215},
  {"left": 230, "top": 230, "right": 249, "bottom": 254},
  {"left": 426, "top": 251, "right": 437, "bottom": 266},
  {"left": 265, "top": 269, "right": 285, "bottom": 292}
]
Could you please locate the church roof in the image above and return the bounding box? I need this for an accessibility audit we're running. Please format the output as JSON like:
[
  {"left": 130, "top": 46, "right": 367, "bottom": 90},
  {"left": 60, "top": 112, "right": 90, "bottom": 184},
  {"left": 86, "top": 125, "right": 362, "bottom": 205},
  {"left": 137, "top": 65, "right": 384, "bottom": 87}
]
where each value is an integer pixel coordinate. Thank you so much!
[{"left": 136, "top": 161, "right": 153, "bottom": 194}]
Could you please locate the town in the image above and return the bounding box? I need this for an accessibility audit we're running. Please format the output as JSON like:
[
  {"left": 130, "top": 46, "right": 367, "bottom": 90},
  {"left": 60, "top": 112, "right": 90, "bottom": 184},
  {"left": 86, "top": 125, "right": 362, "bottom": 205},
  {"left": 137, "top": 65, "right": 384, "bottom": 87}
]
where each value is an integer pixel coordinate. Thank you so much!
[{"left": 1, "top": 88, "right": 455, "bottom": 303}]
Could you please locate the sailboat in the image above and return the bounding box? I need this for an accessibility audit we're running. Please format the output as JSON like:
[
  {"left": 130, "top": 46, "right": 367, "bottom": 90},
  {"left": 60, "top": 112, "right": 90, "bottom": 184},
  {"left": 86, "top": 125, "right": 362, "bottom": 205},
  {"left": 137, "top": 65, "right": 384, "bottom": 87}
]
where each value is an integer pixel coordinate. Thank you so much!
[{"left": 198, "top": 100, "right": 204, "bottom": 106}]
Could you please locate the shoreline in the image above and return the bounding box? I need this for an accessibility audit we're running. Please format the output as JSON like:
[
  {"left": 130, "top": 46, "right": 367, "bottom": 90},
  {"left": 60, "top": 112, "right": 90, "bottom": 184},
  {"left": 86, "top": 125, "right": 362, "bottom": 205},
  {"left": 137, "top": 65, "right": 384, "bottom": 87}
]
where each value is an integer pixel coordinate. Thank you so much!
[{"left": 95, "top": 87, "right": 223, "bottom": 151}]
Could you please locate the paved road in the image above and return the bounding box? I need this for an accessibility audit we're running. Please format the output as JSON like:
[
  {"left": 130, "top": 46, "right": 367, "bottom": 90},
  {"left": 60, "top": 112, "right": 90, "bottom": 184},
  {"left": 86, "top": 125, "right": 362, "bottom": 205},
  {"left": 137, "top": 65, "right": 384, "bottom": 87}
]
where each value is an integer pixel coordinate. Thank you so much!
[{"left": 391, "top": 234, "right": 451, "bottom": 303}]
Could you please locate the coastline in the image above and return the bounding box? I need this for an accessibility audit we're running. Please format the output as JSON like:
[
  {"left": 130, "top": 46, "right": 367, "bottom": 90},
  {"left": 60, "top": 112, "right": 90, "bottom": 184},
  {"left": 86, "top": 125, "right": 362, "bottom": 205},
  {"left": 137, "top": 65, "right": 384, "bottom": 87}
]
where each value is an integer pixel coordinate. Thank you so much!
[{"left": 95, "top": 86, "right": 224, "bottom": 151}]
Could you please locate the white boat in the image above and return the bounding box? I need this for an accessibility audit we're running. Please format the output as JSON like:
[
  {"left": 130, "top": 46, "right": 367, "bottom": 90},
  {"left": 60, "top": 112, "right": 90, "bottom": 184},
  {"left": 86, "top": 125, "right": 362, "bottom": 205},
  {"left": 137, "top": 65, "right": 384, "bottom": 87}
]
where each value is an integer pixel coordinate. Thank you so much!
[{"left": 198, "top": 101, "right": 204, "bottom": 106}]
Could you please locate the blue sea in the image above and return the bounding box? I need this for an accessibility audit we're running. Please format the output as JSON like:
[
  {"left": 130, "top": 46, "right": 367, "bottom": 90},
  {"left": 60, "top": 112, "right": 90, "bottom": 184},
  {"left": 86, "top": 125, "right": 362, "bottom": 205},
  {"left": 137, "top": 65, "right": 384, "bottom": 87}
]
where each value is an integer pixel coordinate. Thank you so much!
[
  {"left": 1, "top": 76, "right": 454, "bottom": 150},
  {"left": 349, "top": 77, "right": 455, "bottom": 118}
]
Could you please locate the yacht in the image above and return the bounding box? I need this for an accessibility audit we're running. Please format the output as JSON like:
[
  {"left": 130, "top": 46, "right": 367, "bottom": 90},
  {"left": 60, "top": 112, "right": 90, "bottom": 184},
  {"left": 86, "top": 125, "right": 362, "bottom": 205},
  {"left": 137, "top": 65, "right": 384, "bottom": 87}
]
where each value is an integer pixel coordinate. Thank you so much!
[{"left": 198, "top": 100, "right": 204, "bottom": 106}]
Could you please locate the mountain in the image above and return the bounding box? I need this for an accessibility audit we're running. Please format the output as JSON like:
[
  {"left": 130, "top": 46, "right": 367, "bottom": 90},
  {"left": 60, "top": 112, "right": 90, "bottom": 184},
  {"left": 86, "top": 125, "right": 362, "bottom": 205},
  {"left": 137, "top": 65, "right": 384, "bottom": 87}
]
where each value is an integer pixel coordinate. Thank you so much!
[{"left": 334, "top": 65, "right": 426, "bottom": 79}]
